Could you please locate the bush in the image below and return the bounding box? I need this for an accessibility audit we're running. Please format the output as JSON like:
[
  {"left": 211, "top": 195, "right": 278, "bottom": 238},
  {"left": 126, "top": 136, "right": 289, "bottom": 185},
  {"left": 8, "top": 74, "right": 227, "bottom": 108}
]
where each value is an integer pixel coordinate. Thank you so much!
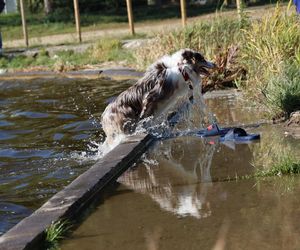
[
  {"left": 241, "top": 7, "right": 300, "bottom": 102},
  {"left": 134, "top": 16, "right": 247, "bottom": 69},
  {"left": 264, "top": 62, "right": 300, "bottom": 118}
]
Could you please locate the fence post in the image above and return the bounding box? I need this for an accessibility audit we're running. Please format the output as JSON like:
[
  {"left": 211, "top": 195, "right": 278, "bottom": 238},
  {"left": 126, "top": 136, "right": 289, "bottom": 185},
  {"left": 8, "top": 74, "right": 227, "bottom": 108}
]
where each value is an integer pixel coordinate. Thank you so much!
[
  {"left": 19, "top": 0, "right": 29, "bottom": 47},
  {"left": 236, "top": 0, "right": 242, "bottom": 20},
  {"left": 73, "top": 0, "right": 82, "bottom": 43},
  {"left": 180, "top": 0, "right": 187, "bottom": 27},
  {"left": 126, "top": 0, "right": 135, "bottom": 35}
]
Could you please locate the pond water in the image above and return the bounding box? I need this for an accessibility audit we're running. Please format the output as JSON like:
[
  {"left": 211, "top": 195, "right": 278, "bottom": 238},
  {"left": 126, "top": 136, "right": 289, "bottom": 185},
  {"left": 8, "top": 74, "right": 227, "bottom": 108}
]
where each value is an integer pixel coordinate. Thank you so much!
[
  {"left": 1, "top": 77, "right": 299, "bottom": 249},
  {"left": 60, "top": 91, "right": 300, "bottom": 250},
  {"left": 0, "top": 78, "right": 132, "bottom": 235}
]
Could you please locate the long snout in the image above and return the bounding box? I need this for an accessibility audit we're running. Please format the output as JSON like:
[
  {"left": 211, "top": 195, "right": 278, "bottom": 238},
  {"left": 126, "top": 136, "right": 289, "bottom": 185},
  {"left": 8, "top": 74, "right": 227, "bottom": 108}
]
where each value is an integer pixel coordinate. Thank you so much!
[{"left": 203, "top": 60, "right": 216, "bottom": 69}]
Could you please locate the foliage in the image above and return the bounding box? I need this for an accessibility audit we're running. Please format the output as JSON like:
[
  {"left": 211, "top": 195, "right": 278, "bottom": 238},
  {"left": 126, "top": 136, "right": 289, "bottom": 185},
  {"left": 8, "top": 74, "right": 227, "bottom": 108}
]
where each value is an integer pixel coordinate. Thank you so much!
[
  {"left": 86, "top": 38, "right": 134, "bottom": 64},
  {"left": 241, "top": 7, "right": 300, "bottom": 94},
  {"left": 134, "top": 16, "right": 248, "bottom": 69},
  {"left": 45, "top": 220, "right": 72, "bottom": 249},
  {"left": 264, "top": 62, "right": 300, "bottom": 117},
  {"left": 0, "top": 38, "right": 135, "bottom": 71},
  {"left": 254, "top": 155, "right": 300, "bottom": 177},
  {"left": 135, "top": 5, "right": 300, "bottom": 117}
]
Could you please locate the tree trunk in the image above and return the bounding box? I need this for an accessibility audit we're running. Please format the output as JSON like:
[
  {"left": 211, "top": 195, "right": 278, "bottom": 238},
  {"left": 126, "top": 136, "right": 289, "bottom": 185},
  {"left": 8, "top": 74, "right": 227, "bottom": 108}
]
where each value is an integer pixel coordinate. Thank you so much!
[{"left": 44, "top": 0, "right": 52, "bottom": 15}]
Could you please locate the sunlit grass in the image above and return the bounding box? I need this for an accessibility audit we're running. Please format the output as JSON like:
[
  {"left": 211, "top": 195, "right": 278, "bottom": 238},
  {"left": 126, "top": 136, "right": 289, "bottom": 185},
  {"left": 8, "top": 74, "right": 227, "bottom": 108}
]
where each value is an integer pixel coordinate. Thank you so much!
[
  {"left": 254, "top": 155, "right": 300, "bottom": 177},
  {"left": 45, "top": 220, "right": 72, "bottom": 249}
]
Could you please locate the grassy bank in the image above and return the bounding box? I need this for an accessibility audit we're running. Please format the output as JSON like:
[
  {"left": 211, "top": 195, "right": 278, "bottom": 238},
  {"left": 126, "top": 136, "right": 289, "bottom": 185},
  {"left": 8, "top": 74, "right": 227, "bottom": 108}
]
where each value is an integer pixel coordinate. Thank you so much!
[
  {"left": 134, "top": 5, "right": 300, "bottom": 118},
  {"left": 0, "top": 4, "right": 218, "bottom": 41},
  {"left": 0, "top": 37, "right": 134, "bottom": 71}
]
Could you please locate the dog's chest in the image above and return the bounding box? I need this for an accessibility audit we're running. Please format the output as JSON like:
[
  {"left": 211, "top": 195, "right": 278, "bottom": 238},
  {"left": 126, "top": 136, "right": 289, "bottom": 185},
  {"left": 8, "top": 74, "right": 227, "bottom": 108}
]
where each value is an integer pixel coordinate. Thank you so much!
[{"left": 153, "top": 69, "right": 190, "bottom": 117}]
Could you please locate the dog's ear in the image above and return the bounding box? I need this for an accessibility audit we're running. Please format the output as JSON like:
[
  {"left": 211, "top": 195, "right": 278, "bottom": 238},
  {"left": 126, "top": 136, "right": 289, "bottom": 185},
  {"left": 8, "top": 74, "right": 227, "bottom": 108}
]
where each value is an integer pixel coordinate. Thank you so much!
[
  {"left": 193, "top": 52, "right": 205, "bottom": 63},
  {"left": 182, "top": 50, "right": 194, "bottom": 62}
]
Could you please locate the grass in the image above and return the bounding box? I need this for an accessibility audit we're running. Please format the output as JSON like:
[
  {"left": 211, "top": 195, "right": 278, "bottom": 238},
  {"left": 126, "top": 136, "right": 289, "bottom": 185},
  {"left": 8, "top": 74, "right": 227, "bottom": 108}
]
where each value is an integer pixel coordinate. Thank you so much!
[
  {"left": 0, "top": 37, "right": 134, "bottom": 71},
  {"left": 134, "top": 4, "right": 300, "bottom": 118},
  {"left": 0, "top": 4, "right": 219, "bottom": 41},
  {"left": 238, "top": 156, "right": 300, "bottom": 181},
  {"left": 241, "top": 5, "right": 300, "bottom": 117},
  {"left": 254, "top": 155, "right": 300, "bottom": 177},
  {"left": 45, "top": 220, "right": 72, "bottom": 249},
  {"left": 264, "top": 62, "right": 300, "bottom": 118}
]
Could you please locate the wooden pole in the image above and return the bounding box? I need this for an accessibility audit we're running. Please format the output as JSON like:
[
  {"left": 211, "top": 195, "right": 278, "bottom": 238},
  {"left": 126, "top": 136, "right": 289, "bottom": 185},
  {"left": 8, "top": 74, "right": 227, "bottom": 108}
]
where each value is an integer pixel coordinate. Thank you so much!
[
  {"left": 126, "top": 0, "right": 135, "bottom": 35},
  {"left": 19, "top": 0, "right": 29, "bottom": 47},
  {"left": 236, "top": 0, "right": 242, "bottom": 21},
  {"left": 73, "top": 0, "right": 82, "bottom": 43},
  {"left": 180, "top": 0, "right": 187, "bottom": 27}
]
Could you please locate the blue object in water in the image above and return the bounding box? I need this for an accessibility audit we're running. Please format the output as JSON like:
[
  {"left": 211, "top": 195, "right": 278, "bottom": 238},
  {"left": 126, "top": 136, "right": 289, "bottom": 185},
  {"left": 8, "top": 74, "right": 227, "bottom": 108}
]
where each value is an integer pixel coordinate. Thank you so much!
[
  {"left": 195, "top": 123, "right": 260, "bottom": 142},
  {"left": 294, "top": 0, "right": 300, "bottom": 13}
]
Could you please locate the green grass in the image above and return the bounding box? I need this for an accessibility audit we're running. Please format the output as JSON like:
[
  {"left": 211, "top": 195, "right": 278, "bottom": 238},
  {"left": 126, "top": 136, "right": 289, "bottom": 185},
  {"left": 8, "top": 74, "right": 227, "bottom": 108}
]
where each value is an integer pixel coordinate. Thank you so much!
[
  {"left": 264, "top": 62, "right": 300, "bottom": 118},
  {"left": 0, "top": 4, "right": 219, "bottom": 41},
  {"left": 45, "top": 220, "right": 72, "bottom": 249},
  {"left": 0, "top": 37, "right": 135, "bottom": 71},
  {"left": 254, "top": 155, "right": 300, "bottom": 177}
]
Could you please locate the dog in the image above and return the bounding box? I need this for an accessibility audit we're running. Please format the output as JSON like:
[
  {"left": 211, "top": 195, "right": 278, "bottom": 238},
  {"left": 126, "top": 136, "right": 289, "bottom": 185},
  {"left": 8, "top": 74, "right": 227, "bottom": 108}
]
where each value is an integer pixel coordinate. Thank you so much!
[{"left": 101, "top": 49, "right": 215, "bottom": 145}]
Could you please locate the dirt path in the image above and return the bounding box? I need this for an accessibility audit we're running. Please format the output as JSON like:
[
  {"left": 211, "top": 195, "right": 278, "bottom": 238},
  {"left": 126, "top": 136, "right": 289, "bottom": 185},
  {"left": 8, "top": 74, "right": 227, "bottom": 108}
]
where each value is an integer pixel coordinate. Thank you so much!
[{"left": 5, "top": 5, "right": 279, "bottom": 49}]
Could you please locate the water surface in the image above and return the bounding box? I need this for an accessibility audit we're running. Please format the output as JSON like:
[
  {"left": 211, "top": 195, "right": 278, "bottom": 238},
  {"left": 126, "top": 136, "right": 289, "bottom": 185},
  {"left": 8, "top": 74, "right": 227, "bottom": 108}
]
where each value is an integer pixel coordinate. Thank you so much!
[
  {"left": 61, "top": 91, "right": 300, "bottom": 250},
  {"left": 0, "top": 78, "right": 132, "bottom": 235}
]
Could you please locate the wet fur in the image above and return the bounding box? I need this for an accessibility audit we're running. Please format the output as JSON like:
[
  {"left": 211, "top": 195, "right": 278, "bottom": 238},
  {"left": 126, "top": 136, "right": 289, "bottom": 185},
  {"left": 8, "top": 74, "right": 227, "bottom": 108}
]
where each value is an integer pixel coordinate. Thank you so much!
[{"left": 101, "top": 49, "right": 213, "bottom": 144}]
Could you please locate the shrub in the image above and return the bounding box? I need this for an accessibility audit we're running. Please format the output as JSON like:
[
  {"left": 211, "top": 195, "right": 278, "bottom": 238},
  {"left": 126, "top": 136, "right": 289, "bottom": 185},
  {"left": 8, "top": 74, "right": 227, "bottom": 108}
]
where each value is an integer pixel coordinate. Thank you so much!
[
  {"left": 264, "top": 62, "right": 300, "bottom": 118},
  {"left": 241, "top": 7, "right": 300, "bottom": 103},
  {"left": 134, "top": 16, "right": 247, "bottom": 69}
]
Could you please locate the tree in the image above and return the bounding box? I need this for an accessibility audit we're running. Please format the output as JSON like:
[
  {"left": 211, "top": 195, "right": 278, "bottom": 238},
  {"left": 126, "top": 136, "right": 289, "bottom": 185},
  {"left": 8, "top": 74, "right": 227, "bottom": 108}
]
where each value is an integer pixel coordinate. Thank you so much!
[{"left": 44, "top": 0, "right": 52, "bottom": 14}]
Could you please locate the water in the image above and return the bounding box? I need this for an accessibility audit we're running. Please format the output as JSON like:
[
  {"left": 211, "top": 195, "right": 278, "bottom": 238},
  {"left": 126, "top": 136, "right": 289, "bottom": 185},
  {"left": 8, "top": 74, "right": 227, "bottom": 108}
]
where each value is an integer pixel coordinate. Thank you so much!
[
  {"left": 60, "top": 90, "right": 300, "bottom": 250},
  {"left": 0, "top": 78, "right": 133, "bottom": 235}
]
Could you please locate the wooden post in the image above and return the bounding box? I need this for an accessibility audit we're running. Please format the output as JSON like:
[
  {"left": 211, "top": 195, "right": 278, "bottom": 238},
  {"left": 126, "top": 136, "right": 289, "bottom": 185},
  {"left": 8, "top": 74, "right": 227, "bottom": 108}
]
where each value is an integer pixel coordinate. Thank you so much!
[
  {"left": 19, "top": 0, "right": 29, "bottom": 47},
  {"left": 126, "top": 0, "right": 135, "bottom": 35},
  {"left": 73, "top": 0, "right": 82, "bottom": 43},
  {"left": 180, "top": 0, "right": 187, "bottom": 27},
  {"left": 236, "top": 0, "right": 242, "bottom": 21}
]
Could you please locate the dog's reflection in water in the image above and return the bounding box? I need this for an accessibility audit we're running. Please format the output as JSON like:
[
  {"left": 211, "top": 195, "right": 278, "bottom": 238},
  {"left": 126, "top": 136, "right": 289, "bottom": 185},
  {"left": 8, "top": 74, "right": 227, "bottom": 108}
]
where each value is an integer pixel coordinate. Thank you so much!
[{"left": 119, "top": 137, "right": 216, "bottom": 219}]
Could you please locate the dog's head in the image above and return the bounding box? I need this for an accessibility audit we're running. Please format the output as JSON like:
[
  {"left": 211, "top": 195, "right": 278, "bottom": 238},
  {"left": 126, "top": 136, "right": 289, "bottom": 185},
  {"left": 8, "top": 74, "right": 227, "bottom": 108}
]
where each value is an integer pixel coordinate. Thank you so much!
[
  {"left": 170, "top": 49, "right": 215, "bottom": 88},
  {"left": 180, "top": 49, "right": 215, "bottom": 76}
]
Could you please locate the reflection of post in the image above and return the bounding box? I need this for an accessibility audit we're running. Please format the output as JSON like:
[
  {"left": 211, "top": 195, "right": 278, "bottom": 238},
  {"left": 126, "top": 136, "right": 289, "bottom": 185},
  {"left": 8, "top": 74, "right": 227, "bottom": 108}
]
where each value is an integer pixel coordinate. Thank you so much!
[
  {"left": 73, "top": 0, "right": 82, "bottom": 43},
  {"left": 126, "top": 0, "right": 135, "bottom": 35},
  {"left": 20, "top": 0, "right": 29, "bottom": 47},
  {"left": 180, "top": 0, "right": 187, "bottom": 27}
]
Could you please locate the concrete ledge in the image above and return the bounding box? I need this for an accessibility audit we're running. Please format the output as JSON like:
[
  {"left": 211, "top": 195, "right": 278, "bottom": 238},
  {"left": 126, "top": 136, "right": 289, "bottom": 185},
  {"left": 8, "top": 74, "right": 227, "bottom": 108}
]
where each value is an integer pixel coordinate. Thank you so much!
[{"left": 0, "top": 133, "right": 154, "bottom": 250}]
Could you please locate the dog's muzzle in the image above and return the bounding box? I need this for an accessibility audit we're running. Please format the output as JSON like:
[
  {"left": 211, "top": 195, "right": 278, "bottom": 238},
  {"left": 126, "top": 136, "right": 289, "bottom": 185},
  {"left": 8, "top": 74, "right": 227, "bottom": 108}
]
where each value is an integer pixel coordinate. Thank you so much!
[{"left": 199, "top": 60, "right": 216, "bottom": 76}]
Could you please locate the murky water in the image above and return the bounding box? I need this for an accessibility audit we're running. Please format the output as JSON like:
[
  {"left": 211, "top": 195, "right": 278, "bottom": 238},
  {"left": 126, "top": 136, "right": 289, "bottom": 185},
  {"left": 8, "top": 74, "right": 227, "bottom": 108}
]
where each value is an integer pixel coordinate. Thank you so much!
[
  {"left": 61, "top": 91, "right": 300, "bottom": 250},
  {"left": 0, "top": 78, "right": 132, "bottom": 235}
]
